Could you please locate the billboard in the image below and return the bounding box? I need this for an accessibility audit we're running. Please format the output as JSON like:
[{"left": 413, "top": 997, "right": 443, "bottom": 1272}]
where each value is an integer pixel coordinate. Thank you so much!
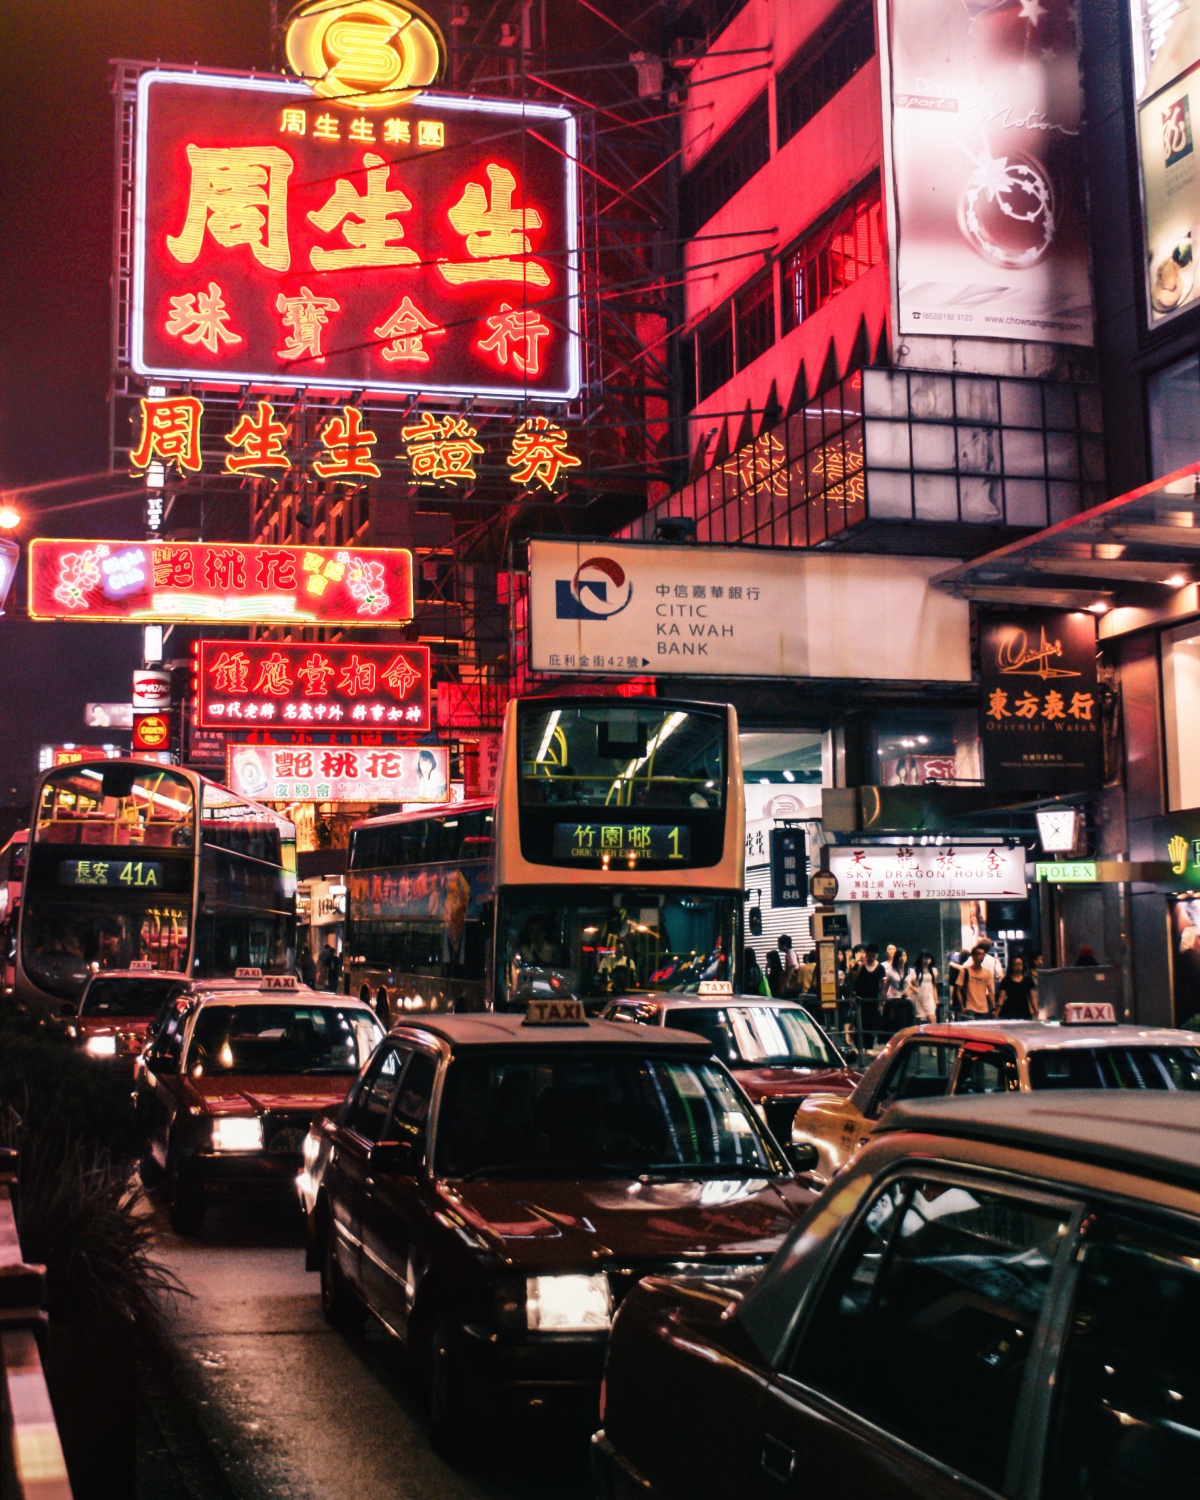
[
  {"left": 195, "top": 640, "right": 430, "bottom": 731},
  {"left": 828, "top": 845, "right": 1027, "bottom": 902},
  {"left": 528, "top": 540, "right": 970, "bottom": 683},
  {"left": 884, "top": 0, "right": 1093, "bottom": 345},
  {"left": 29, "top": 540, "right": 413, "bottom": 626},
  {"left": 226, "top": 742, "right": 449, "bottom": 803},
  {"left": 131, "top": 70, "right": 579, "bottom": 400}
]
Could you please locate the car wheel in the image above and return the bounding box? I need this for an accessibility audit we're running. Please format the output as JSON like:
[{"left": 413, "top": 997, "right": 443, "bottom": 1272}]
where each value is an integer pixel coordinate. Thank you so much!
[
  {"left": 427, "top": 1317, "right": 468, "bottom": 1457},
  {"left": 319, "top": 1215, "right": 367, "bottom": 1334},
  {"left": 167, "top": 1150, "right": 205, "bottom": 1237}
]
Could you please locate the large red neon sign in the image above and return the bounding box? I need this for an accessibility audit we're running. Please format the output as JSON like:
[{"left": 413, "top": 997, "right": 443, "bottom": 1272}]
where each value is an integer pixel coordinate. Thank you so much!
[
  {"left": 28, "top": 540, "right": 413, "bottom": 626},
  {"left": 132, "top": 72, "right": 579, "bottom": 400},
  {"left": 195, "top": 641, "right": 430, "bottom": 731}
]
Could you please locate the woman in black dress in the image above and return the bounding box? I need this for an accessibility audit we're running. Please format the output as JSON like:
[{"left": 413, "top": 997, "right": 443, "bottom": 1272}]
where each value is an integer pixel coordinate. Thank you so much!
[{"left": 996, "top": 955, "right": 1036, "bottom": 1020}]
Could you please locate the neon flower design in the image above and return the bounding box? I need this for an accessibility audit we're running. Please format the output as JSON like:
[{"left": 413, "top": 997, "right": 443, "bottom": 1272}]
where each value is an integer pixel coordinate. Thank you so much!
[
  {"left": 341, "top": 552, "right": 390, "bottom": 616},
  {"left": 54, "top": 549, "right": 103, "bottom": 609}
]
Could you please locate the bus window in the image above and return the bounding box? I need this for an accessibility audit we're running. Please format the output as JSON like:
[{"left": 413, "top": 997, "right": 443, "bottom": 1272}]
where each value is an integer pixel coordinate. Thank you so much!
[{"left": 36, "top": 764, "right": 195, "bottom": 848}]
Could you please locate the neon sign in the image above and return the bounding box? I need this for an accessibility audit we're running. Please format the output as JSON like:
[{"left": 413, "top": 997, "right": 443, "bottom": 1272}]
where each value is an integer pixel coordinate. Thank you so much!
[
  {"left": 28, "top": 540, "right": 414, "bottom": 626},
  {"left": 132, "top": 71, "right": 579, "bottom": 399},
  {"left": 226, "top": 742, "right": 448, "bottom": 803},
  {"left": 284, "top": 1, "right": 446, "bottom": 111},
  {"left": 195, "top": 640, "right": 430, "bottom": 731}
]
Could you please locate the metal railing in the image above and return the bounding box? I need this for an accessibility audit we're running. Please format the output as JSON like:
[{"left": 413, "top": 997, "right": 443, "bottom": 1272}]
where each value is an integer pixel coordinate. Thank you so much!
[{"left": 0, "top": 1149, "right": 71, "bottom": 1500}]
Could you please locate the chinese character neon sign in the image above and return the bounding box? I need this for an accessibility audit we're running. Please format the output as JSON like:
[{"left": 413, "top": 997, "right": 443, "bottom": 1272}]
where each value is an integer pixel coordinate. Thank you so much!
[{"left": 227, "top": 742, "right": 449, "bottom": 805}]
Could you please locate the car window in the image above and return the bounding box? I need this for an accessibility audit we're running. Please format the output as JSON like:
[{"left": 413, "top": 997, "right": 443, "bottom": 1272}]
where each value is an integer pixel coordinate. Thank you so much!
[
  {"left": 872, "top": 1041, "right": 960, "bottom": 1116},
  {"left": 787, "top": 1176, "right": 1072, "bottom": 1492},
  {"left": 346, "top": 1045, "right": 407, "bottom": 1143},
  {"left": 1047, "top": 1217, "right": 1200, "bottom": 1498},
  {"left": 1029, "top": 1047, "right": 1200, "bottom": 1090},
  {"left": 954, "top": 1045, "right": 1019, "bottom": 1096},
  {"left": 385, "top": 1050, "right": 437, "bottom": 1159}
]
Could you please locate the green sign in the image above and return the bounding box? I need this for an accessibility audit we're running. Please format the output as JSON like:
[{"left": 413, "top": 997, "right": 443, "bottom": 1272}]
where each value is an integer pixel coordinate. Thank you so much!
[{"left": 1035, "top": 861, "right": 1096, "bottom": 883}]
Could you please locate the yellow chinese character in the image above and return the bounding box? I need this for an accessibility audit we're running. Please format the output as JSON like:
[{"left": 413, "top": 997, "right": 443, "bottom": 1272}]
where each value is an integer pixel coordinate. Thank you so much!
[
  {"left": 76, "top": 860, "right": 92, "bottom": 881},
  {"left": 280, "top": 107, "right": 306, "bottom": 136},
  {"left": 305, "top": 573, "right": 329, "bottom": 596},
  {"left": 439, "top": 163, "right": 550, "bottom": 286},
  {"left": 276, "top": 285, "right": 340, "bottom": 365},
  {"left": 507, "top": 416, "right": 581, "bottom": 490},
  {"left": 167, "top": 145, "right": 293, "bottom": 272},
  {"left": 165, "top": 281, "right": 242, "bottom": 353},
  {"left": 374, "top": 295, "right": 444, "bottom": 363},
  {"left": 302, "top": 551, "right": 325, "bottom": 574},
  {"left": 1014, "top": 692, "right": 1039, "bottom": 719},
  {"left": 601, "top": 826, "right": 623, "bottom": 849},
  {"left": 417, "top": 119, "right": 444, "bottom": 147},
  {"left": 92, "top": 862, "right": 110, "bottom": 883},
  {"left": 313, "top": 113, "right": 341, "bottom": 140},
  {"left": 400, "top": 412, "right": 483, "bottom": 486},
  {"left": 383, "top": 118, "right": 411, "bottom": 145},
  {"left": 322, "top": 560, "right": 346, "bottom": 581},
  {"left": 1068, "top": 692, "right": 1095, "bottom": 721},
  {"left": 985, "top": 689, "right": 1010, "bottom": 720},
  {"left": 628, "top": 826, "right": 652, "bottom": 849},
  {"left": 349, "top": 116, "right": 376, "bottom": 143},
  {"left": 308, "top": 152, "right": 419, "bottom": 269},
  {"left": 1043, "top": 690, "right": 1066, "bottom": 720}
]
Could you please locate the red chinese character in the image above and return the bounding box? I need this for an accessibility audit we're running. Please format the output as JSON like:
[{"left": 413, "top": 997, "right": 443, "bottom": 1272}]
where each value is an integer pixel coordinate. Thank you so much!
[
  {"left": 338, "top": 654, "right": 376, "bottom": 695},
  {"left": 225, "top": 401, "right": 290, "bottom": 475},
  {"left": 477, "top": 303, "right": 550, "bottom": 376},
  {"left": 256, "top": 550, "right": 298, "bottom": 590},
  {"left": 297, "top": 652, "right": 336, "bottom": 696},
  {"left": 274, "top": 751, "right": 296, "bottom": 777},
  {"left": 319, "top": 750, "right": 360, "bottom": 778},
  {"left": 294, "top": 751, "right": 314, "bottom": 779},
  {"left": 381, "top": 653, "right": 421, "bottom": 699},
  {"left": 153, "top": 546, "right": 194, "bottom": 589},
  {"left": 506, "top": 416, "right": 582, "bottom": 491},
  {"left": 307, "top": 153, "right": 419, "bottom": 270},
  {"left": 252, "top": 651, "right": 293, "bottom": 695},
  {"left": 203, "top": 548, "right": 246, "bottom": 591},
  {"left": 440, "top": 164, "right": 550, "bottom": 287},
  {"left": 210, "top": 650, "right": 250, "bottom": 693},
  {"left": 365, "top": 751, "right": 402, "bottom": 778},
  {"left": 313, "top": 407, "right": 380, "bottom": 480},
  {"left": 130, "top": 397, "right": 203, "bottom": 475}
]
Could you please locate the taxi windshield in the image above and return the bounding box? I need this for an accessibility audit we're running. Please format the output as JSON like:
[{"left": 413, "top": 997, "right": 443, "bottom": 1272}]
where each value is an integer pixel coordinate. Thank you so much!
[
  {"left": 666, "top": 1006, "right": 842, "bottom": 1070},
  {"left": 186, "top": 1003, "right": 382, "bottom": 1076},
  {"left": 436, "top": 1052, "right": 783, "bottom": 1180},
  {"left": 80, "top": 977, "right": 185, "bottom": 1018},
  {"left": 1028, "top": 1046, "right": 1200, "bottom": 1090}
]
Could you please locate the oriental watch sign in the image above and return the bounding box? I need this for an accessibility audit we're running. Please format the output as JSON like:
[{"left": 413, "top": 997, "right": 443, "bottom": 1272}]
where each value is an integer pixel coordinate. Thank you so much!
[{"left": 131, "top": 70, "right": 579, "bottom": 399}]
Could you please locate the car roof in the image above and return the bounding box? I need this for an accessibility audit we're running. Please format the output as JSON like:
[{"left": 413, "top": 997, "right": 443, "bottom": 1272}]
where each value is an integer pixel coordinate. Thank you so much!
[
  {"left": 650, "top": 994, "right": 812, "bottom": 1012},
  {"left": 83, "top": 969, "right": 189, "bottom": 982},
  {"left": 189, "top": 984, "right": 372, "bottom": 1008},
  {"left": 385, "top": 1013, "right": 715, "bottom": 1051},
  {"left": 903, "top": 1020, "right": 1200, "bottom": 1051},
  {"left": 878, "top": 1091, "right": 1200, "bottom": 1185}
]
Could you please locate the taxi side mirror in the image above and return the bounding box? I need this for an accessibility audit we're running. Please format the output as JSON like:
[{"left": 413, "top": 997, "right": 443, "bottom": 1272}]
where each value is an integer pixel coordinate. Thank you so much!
[
  {"left": 370, "top": 1139, "right": 417, "bottom": 1177},
  {"left": 785, "top": 1141, "right": 819, "bottom": 1174}
]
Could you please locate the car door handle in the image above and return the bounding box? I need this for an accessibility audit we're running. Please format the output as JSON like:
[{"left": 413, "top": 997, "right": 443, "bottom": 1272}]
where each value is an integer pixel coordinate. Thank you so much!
[{"left": 761, "top": 1435, "right": 795, "bottom": 1483}]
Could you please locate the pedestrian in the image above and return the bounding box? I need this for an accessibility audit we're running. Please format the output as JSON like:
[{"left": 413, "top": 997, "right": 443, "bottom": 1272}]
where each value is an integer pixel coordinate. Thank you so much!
[
  {"left": 765, "top": 948, "right": 784, "bottom": 998},
  {"left": 744, "top": 947, "right": 771, "bottom": 997},
  {"left": 777, "top": 934, "right": 800, "bottom": 996},
  {"left": 913, "top": 951, "right": 939, "bottom": 1023},
  {"left": 1075, "top": 944, "right": 1098, "bottom": 966},
  {"left": 883, "top": 947, "right": 914, "bottom": 1035},
  {"left": 298, "top": 943, "right": 316, "bottom": 988},
  {"left": 996, "top": 955, "right": 1037, "bottom": 1019},
  {"left": 959, "top": 944, "right": 996, "bottom": 1019},
  {"left": 321, "top": 935, "right": 342, "bottom": 993},
  {"left": 852, "top": 943, "right": 886, "bottom": 1049}
]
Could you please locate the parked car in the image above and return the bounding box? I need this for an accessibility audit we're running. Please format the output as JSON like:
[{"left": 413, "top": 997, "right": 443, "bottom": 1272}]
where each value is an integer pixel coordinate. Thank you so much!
[
  {"left": 136, "top": 972, "right": 383, "bottom": 1234},
  {"left": 68, "top": 964, "right": 189, "bottom": 1073},
  {"left": 595, "top": 1090, "right": 1200, "bottom": 1500},
  {"left": 791, "top": 1013, "right": 1200, "bottom": 1187},
  {"left": 298, "top": 1006, "right": 811, "bottom": 1450},
  {"left": 602, "top": 986, "right": 859, "bottom": 1143}
]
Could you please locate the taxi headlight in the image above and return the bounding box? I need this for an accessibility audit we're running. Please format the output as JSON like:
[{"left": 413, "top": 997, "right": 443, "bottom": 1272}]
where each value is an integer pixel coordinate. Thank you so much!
[
  {"left": 211, "top": 1116, "right": 263, "bottom": 1152},
  {"left": 85, "top": 1035, "right": 117, "bottom": 1058},
  {"left": 525, "top": 1273, "right": 612, "bottom": 1332}
]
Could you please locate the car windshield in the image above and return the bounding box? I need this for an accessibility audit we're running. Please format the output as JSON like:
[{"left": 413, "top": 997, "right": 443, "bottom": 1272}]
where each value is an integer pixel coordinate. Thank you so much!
[
  {"left": 80, "top": 977, "right": 185, "bottom": 1017},
  {"left": 666, "top": 1006, "right": 841, "bottom": 1069},
  {"left": 436, "top": 1052, "right": 784, "bottom": 1180},
  {"left": 1028, "top": 1046, "right": 1200, "bottom": 1090},
  {"left": 185, "top": 1004, "right": 383, "bottom": 1076}
]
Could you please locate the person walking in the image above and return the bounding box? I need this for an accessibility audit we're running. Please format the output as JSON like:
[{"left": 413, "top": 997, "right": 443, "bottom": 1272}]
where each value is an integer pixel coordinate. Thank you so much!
[
  {"left": 298, "top": 943, "right": 316, "bottom": 988},
  {"left": 883, "top": 948, "right": 913, "bottom": 1035},
  {"left": 765, "top": 948, "right": 784, "bottom": 998},
  {"left": 777, "top": 934, "right": 800, "bottom": 996},
  {"left": 744, "top": 947, "right": 771, "bottom": 997},
  {"left": 996, "top": 954, "right": 1037, "bottom": 1019},
  {"left": 913, "top": 952, "right": 939, "bottom": 1023},
  {"left": 852, "top": 944, "right": 886, "bottom": 1050},
  {"left": 959, "top": 944, "right": 996, "bottom": 1019}
]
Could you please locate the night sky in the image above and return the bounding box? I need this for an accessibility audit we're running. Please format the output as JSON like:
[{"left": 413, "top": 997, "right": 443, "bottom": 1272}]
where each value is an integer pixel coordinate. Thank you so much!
[{"left": 0, "top": 1, "right": 275, "bottom": 814}]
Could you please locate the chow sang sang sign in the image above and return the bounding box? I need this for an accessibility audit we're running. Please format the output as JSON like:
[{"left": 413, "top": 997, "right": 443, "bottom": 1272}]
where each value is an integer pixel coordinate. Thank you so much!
[
  {"left": 227, "top": 742, "right": 448, "bottom": 803},
  {"left": 196, "top": 641, "right": 430, "bottom": 730},
  {"left": 29, "top": 540, "right": 413, "bottom": 626},
  {"left": 131, "top": 70, "right": 579, "bottom": 399}
]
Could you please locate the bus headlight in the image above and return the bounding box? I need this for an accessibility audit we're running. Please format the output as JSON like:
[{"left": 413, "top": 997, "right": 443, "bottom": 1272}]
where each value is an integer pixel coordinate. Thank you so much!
[
  {"left": 85, "top": 1035, "right": 117, "bottom": 1057},
  {"left": 211, "top": 1116, "right": 263, "bottom": 1152},
  {"left": 526, "top": 1273, "right": 612, "bottom": 1332}
]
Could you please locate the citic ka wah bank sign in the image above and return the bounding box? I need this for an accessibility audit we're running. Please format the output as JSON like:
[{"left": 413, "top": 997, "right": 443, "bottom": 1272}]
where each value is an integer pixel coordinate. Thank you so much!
[{"left": 130, "top": 45, "right": 579, "bottom": 400}]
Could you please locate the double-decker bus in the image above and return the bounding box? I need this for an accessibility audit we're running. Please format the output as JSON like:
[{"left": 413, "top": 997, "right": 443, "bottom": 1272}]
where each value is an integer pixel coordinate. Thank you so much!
[
  {"left": 344, "top": 696, "right": 744, "bottom": 1021},
  {"left": 0, "top": 829, "right": 28, "bottom": 990},
  {"left": 16, "top": 760, "right": 296, "bottom": 1011}
]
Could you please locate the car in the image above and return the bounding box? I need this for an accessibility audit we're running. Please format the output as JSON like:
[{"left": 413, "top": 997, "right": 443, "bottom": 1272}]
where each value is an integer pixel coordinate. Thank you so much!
[
  {"left": 67, "top": 964, "right": 190, "bottom": 1072},
  {"left": 297, "top": 1001, "right": 812, "bottom": 1450},
  {"left": 791, "top": 1011, "right": 1200, "bottom": 1187},
  {"left": 595, "top": 1089, "right": 1200, "bottom": 1500},
  {"left": 601, "top": 984, "right": 860, "bottom": 1143},
  {"left": 135, "top": 971, "right": 384, "bottom": 1235}
]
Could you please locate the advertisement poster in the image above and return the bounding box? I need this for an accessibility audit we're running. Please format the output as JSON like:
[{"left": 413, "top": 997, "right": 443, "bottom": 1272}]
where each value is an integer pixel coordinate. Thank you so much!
[
  {"left": 886, "top": 0, "right": 1093, "bottom": 345},
  {"left": 979, "top": 609, "right": 1102, "bottom": 792},
  {"left": 226, "top": 743, "right": 449, "bottom": 803},
  {"left": 529, "top": 540, "right": 970, "bottom": 682},
  {"left": 828, "top": 844, "right": 1027, "bottom": 901}
]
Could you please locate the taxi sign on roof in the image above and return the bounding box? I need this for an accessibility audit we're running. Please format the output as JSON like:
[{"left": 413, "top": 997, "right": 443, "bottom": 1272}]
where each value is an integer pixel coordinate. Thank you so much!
[
  {"left": 262, "top": 975, "right": 299, "bottom": 991},
  {"left": 129, "top": 960, "right": 154, "bottom": 972},
  {"left": 696, "top": 981, "right": 734, "bottom": 997},
  {"left": 523, "top": 998, "right": 587, "bottom": 1026},
  {"left": 234, "top": 967, "right": 263, "bottom": 981},
  {"left": 1063, "top": 1001, "right": 1117, "bottom": 1025}
]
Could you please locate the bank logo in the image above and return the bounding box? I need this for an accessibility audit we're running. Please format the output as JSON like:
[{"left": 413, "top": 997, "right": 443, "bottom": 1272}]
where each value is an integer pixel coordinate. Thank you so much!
[
  {"left": 285, "top": 0, "right": 446, "bottom": 110},
  {"left": 1164, "top": 97, "right": 1193, "bottom": 168},
  {"left": 554, "top": 556, "right": 632, "bottom": 621}
]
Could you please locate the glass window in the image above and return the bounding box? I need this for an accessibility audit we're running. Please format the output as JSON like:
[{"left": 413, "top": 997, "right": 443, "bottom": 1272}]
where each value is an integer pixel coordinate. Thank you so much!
[
  {"left": 679, "top": 93, "right": 770, "bottom": 238},
  {"left": 776, "top": 0, "right": 875, "bottom": 149},
  {"left": 22, "top": 900, "right": 191, "bottom": 1001},
  {"left": 80, "top": 977, "right": 187, "bottom": 1017},
  {"left": 789, "top": 1178, "right": 1071, "bottom": 1491},
  {"left": 387, "top": 1050, "right": 437, "bottom": 1154},
  {"left": 348, "top": 1044, "right": 406, "bottom": 1141},
  {"left": 186, "top": 1003, "right": 382, "bottom": 1078},
  {"left": 872, "top": 1041, "right": 960, "bottom": 1115},
  {"left": 36, "top": 764, "right": 195, "bottom": 848},
  {"left": 1028, "top": 1046, "right": 1200, "bottom": 1090},
  {"left": 1162, "top": 621, "right": 1200, "bottom": 812},
  {"left": 698, "top": 310, "right": 735, "bottom": 401},
  {"left": 666, "top": 1005, "right": 841, "bottom": 1069},
  {"left": 1046, "top": 1218, "right": 1200, "bottom": 1499},
  {"left": 955, "top": 1045, "right": 1019, "bottom": 1095},
  {"left": 781, "top": 180, "right": 883, "bottom": 333},
  {"left": 736, "top": 273, "right": 775, "bottom": 369}
]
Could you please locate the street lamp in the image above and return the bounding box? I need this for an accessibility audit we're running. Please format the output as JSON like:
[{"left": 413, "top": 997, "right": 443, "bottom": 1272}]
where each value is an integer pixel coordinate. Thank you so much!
[{"left": 0, "top": 505, "right": 19, "bottom": 530}]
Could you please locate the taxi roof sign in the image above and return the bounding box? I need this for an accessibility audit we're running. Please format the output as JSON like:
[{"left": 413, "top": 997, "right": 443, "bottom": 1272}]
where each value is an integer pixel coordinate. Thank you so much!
[
  {"left": 1063, "top": 1001, "right": 1118, "bottom": 1025},
  {"left": 261, "top": 974, "right": 299, "bottom": 991},
  {"left": 523, "top": 997, "right": 587, "bottom": 1026},
  {"left": 234, "top": 967, "right": 263, "bottom": 981},
  {"left": 128, "top": 960, "right": 154, "bottom": 972},
  {"left": 697, "top": 980, "right": 734, "bottom": 997}
]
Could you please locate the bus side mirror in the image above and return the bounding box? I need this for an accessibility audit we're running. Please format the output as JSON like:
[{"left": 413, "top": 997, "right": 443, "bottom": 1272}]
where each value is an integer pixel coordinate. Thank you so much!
[{"left": 749, "top": 906, "right": 763, "bottom": 938}]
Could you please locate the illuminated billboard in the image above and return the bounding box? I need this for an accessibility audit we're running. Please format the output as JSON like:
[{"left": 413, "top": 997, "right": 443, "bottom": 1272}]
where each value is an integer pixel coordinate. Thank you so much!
[
  {"left": 195, "top": 640, "right": 430, "bottom": 731},
  {"left": 226, "top": 742, "right": 449, "bottom": 803},
  {"left": 131, "top": 70, "right": 579, "bottom": 399},
  {"left": 28, "top": 540, "right": 413, "bottom": 626}
]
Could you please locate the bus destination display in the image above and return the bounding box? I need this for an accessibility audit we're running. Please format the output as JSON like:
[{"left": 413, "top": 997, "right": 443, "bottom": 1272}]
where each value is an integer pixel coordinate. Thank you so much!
[
  {"left": 552, "top": 823, "right": 690, "bottom": 863},
  {"left": 59, "top": 859, "right": 166, "bottom": 889}
]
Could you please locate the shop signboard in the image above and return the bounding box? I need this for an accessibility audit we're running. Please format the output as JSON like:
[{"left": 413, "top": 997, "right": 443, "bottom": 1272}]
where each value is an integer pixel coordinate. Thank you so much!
[
  {"left": 529, "top": 541, "right": 970, "bottom": 683},
  {"left": 130, "top": 69, "right": 578, "bottom": 400},
  {"left": 132, "top": 669, "right": 172, "bottom": 710},
  {"left": 979, "top": 609, "right": 1102, "bottom": 793},
  {"left": 884, "top": 0, "right": 1092, "bottom": 345},
  {"left": 29, "top": 539, "right": 413, "bottom": 627},
  {"left": 85, "top": 703, "right": 134, "bottom": 729},
  {"left": 0, "top": 537, "right": 17, "bottom": 615},
  {"left": 769, "top": 827, "right": 806, "bottom": 907},
  {"left": 828, "top": 844, "right": 1027, "bottom": 901},
  {"left": 226, "top": 742, "right": 449, "bottom": 803},
  {"left": 38, "top": 745, "right": 123, "bottom": 770},
  {"left": 1035, "top": 860, "right": 1097, "bottom": 882},
  {"left": 132, "top": 713, "right": 172, "bottom": 752},
  {"left": 195, "top": 640, "right": 430, "bottom": 732}
]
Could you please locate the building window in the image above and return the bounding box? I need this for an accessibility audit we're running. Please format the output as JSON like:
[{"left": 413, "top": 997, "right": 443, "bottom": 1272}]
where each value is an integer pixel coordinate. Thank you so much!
[
  {"left": 776, "top": 0, "right": 876, "bottom": 150},
  {"left": 1162, "top": 621, "right": 1200, "bottom": 811},
  {"left": 736, "top": 273, "right": 775, "bottom": 369},
  {"left": 679, "top": 93, "right": 770, "bottom": 238},
  {"left": 697, "top": 310, "right": 734, "bottom": 401},
  {"left": 781, "top": 179, "right": 884, "bottom": 334},
  {"left": 1148, "top": 354, "right": 1200, "bottom": 481}
]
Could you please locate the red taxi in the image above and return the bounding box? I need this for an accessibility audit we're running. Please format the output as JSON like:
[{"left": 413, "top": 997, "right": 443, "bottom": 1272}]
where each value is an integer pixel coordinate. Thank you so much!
[{"left": 68, "top": 963, "right": 190, "bottom": 1073}]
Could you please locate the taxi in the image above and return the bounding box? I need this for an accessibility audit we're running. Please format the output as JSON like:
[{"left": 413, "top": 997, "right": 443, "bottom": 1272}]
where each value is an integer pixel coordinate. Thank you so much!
[
  {"left": 136, "top": 969, "right": 383, "bottom": 1235},
  {"left": 297, "top": 998, "right": 810, "bottom": 1451},
  {"left": 790, "top": 1005, "right": 1200, "bottom": 1187},
  {"left": 602, "top": 983, "right": 859, "bottom": 1143},
  {"left": 67, "top": 962, "right": 189, "bottom": 1073},
  {"left": 595, "top": 1090, "right": 1200, "bottom": 1500}
]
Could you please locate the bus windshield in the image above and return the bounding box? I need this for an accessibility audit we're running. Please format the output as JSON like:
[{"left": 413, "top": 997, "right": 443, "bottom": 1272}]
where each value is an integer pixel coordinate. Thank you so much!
[
  {"left": 518, "top": 703, "right": 725, "bottom": 811},
  {"left": 22, "top": 901, "right": 191, "bottom": 1000},
  {"left": 36, "top": 764, "right": 195, "bottom": 848},
  {"left": 496, "top": 886, "right": 738, "bottom": 1008}
]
